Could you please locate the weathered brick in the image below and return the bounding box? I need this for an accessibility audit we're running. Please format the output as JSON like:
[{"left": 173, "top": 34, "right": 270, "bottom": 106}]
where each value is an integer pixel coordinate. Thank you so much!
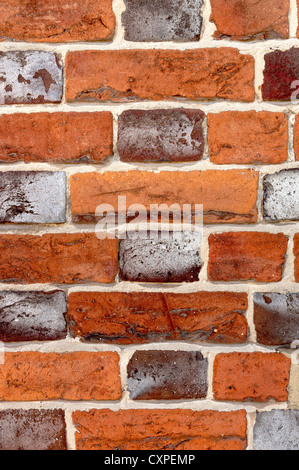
[
  {"left": 294, "top": 234, "right": 299, "bottom": 283},
  {"left": 264, "top": 170, "right": 299, "bottom": 221},
  {"left": 208, "top": 111, "right": 288, "bottom": 165},
  {"left": 73, "top": 409, "right": 247, "bottom": 450},
  {"left": 262, "top": 48, "right": 299, "bottom": 101},
  {"left": 254, "top": 410, "right": 299, "bottom": 450},
  {"left": 67, "top": 291, "right": 248, "bottom": 344},
  {"left": 0, "top": 290, "right": 67, "bottom": 342},
  {"left": 65, "top": 49, "right": 255, "bottom": 103},
  {"left": 0, "top": 409, "right": 67, "bottom": 450},
  {"left": 0, "top": 51, "right": 63, "bottom": 104},
  {"left": 254, "top": 293, "right": 299, "bottom": 346},
  {"left": 0, "top": 112, "right": 113, "bottom": 163},
  {"left": 71, "top": 170, "right": 258, "bottom": 224},
  {"left": 127, "top": 350, "right": 208, "bottom": 400},
  {"left": 210, "top": 0, "right": 289, "bottom": 40},
  {"left": 0, "top": 351, "right": 121, "bottom": 401},
  {"left": 213, "top": 352, "right": 291, "bottom": 402},
  {"left": 0, "top": 233, "right": 118, "bottom": 284},
  {"left": 208, "top": 232, "right": 288, "bottom": 283},
  {"left": 0, "top": 171, "right": 66, "bottom": 223},
  {"left": 0, "top": 0, "right": 115, "bottom": 42},
  {"left": 289, "top": 364, "right": 299, "bottom": 407},
  {"left": 118, "top": 109, "right": 204, "bottom": 163},
  {"left": 119, "top": 232, "right": 202, "bottom": 283},
  {"left": 122, "top": 0, "right": 203, "bottom": 42}
]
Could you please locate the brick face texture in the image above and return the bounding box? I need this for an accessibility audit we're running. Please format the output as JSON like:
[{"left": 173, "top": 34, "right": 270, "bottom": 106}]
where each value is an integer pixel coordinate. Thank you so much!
[{"left": 0, "top": 0, "right": 298, "bottom": 452}]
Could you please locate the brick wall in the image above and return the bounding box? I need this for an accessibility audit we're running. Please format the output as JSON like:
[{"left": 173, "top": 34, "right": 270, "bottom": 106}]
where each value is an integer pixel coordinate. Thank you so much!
[{"left": 0, "top": 0, "right": 298, "bottom": 451}]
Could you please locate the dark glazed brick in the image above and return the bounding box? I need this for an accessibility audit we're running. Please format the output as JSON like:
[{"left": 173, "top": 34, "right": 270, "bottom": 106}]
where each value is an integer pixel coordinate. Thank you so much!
[
  {"left": 0, "top": 171, "right": 66, "bottom": 224},
  {"left": 254, "top": 293, "right": 299, "bottom": 346},
  {"left": 262, "top": 48, "right": 299, "bottom": 101},
  {"left": 122, "top": 0, "right": 203, "bottom": 42},
  {"left": 0, "top": 409, "right": 67, "bottom": 450},
  {"left": 0, "top": 291, "right": 67, "bottom": 342},
  {"left": 119, "top": 232, "right": 202, "bottom": 283},
  {"left": 118, "top": 109, "right": 204, "bottom": 162},
  {"left": 127, "top": 350, "right": 208, "bottom": 400},
  {"left": 264, "top": 170, "right": 299, "bottom": 221},
  {"left": 0, "top": 51, "right": 63, "bottom": 104},
  {"left": 254, "top": 410, "right": 299, "bottom": 450},
  {"left": 68, "top": 291, "right": 248, "bottom": 344}
]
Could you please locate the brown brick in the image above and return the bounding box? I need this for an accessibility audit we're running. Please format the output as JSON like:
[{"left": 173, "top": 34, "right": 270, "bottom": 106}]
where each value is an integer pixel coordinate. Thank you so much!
[
  {"left": 118, "top": 109, "right": 204, "bottom": 163},
  {"left": 210, "top": 0, "right": 289, "bottom": 40},
  {"left": 0, "top": 351, "right": 121, "bottom": 401},
  {"left": 73, "top": 409, "right": 247, "bottom": 450},
  {"left": 208, "top": 111, "right": 288, "bottom": 164},
  {"left": 65, "top": 49, "right": 255, "bottom": 103},
  {"left": 0, "top": 233, "right": 118, "bottom": 284},
  {"left": 71, "top": 170, "right": 258, "bottom": 224},
  {"left": 68, "top": 291, "right": 248, "bottom": 344},
  {"left": 293, "top": 115, "right": 299, "bottom": 161},
  {"left": 213, "top": 352, "right": 291, "bottom": 402},
  {"left": 208, "top": 232, "right": 288, "bottom": 282},
  {"left": 0, "top": 410, "right": 67, "bottom": 450},
  {"left": 127, "top": 351, "right": 208, "bottom": 400},
  {"left": 0, "top": 0, "right": 115, "bottom": 42},
  {"left": 0, "top": 112, "right": 113, "bottom": 163}
]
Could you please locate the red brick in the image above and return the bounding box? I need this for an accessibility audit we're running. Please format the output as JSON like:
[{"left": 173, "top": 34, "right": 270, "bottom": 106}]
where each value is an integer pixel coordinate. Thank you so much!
[
  {"left": 208, "top": 111, "right": 288, "bottom": 164},
  {"left": 262, "top": 48, "right": 299, "bottom": 101},
  {"left": 73, "top": 409, "right": 247, "bottom": 450},
  {"left": 71, "top": 170, "right": 258, "bottom": 224},
  {"left": 66, "top": 49, "right": 255, "bottom": 103},
  {"left": 213, "top": 352, "right": 291, "bottom": 402},
  {"left": 0, "top": 112, "right": 113, "bottom": 163},
  {"left": 293, "top": 115, "right": 299, "bottom": 161},
  {"left": 0, "top": 233, "right": 118, "bottom": 284},
  {"left": 0, "top": 351, "right": 121, "bottom": 401},
  {"left": 208, "top": 232, "right": 288, "bottom": 282},
  {"left": 210, "top": 0, "right": 289, "bottom": 40},
  {"left": 293, "top": 234, "right": 299, "bottom": 282},
  {"left": 0, "top": 0, "right": 115, "bottom": 42},
  {"left": 68, "top": 291, "right": 248, "bottom": 344}
]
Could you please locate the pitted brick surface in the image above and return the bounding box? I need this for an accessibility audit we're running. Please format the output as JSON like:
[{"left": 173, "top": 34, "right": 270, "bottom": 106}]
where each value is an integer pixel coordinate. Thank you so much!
[
  {"left": 264, "top": 170, "right": 299, "bottom": 221},
  {"left": 254, "top": 410, "right": 299, "bottom": 450}
]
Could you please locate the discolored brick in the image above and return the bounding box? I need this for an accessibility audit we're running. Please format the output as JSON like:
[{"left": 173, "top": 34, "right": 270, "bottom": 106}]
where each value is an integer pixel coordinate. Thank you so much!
[
  {"left": 119, "top": 232, "right": 202, "bottom": 283},
  {"left": 67, "top": 291, "right": 248, "bottom": 344},
  {"left": 73, "top": 409, "right": 247, "bottom": 450},
  {"left": 0, "top": 171, "right": 66, "bottom": 224},
  {"left": 208, "top": 232, "right": 288, "bottom": 283},
  {"left": 254, "top": 293, "right": 299, "bottom": 346},
  {"left": 118, "top": 109, "right": 204, "bottom": 163},
  {"left": 213, "top": 352, "right": 291, "bottom": 402},
  {"left": 0, "top": 351, "right": 121, "bottom": 401},
  {"left": 0, "top": 0, "right": 115, "bottom": 43},
  {"left": 262, "top": 48, "right": 299, "bottom": 101},
  {"left": 264, "top": 170, "right": 299, "bottom": 221},
  {"left": 122, "top": 0, "right": 203, "bottom": 42},
  {"left": 71, "top": 170, "right": 258, "bottom": 224},
  {"left": 254, "top": 410, "right": 299, "bottom": 450},
  {"left": 127, "top": 350, "right": 208, "bottom": 400},
  {"left": 0, "top": 233, "right": 118, "bottom": 284},
  {"left": 0, "top": 112, "right": 113, "bottom": 164},
  {"left": 208, "top": 111, "right": 288, "bottom": 165},
  {"left": 65, "top": 49, "right": 255, "bottom": 103},
  {"left": 0, "top": 290, "right": 67, "bottom": 342},
  {"left": 210, "top": 0, "right": 289, "bottom": 40},
  {"left": 0, "top": 51, "right": 63, "bottom": 104},
  {"left": 0, "top": 409, "right": 67, "bottom": 450}
]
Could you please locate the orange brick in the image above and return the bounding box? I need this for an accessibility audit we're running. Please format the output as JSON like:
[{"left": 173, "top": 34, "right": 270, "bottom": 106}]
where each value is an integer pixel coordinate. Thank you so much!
[
  {"left": 213, "top": 352, "right": 291, "bottom": 402},
  {"left": 292, "top": 115, "right": 299, "bottom": 161},
  {"left": 65, "top": 49, "right": 255, "bottom": 103},
  {"left": 0, "top": 112, "right": 113, "bottom": 163},
  {"left": 0, "top": 233, "right": 118, "bottom": 284},
  {"left": 293, "top": 234, "right": 299, "bottom": 282},
  {"left": 73, "top": 409, "right": 247, "bottom": 450},
  {"left": 208, "top": 232, "right": 288, "bottom": 282},
  {"left": 208, "top": 111, "right": 288, "bottom": 164},
  {"left": 71, "top": 170, "right": 259, "bottom": 224},
  {"left": 0, "top": 352, "right": 121, "bottom": 401}
]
